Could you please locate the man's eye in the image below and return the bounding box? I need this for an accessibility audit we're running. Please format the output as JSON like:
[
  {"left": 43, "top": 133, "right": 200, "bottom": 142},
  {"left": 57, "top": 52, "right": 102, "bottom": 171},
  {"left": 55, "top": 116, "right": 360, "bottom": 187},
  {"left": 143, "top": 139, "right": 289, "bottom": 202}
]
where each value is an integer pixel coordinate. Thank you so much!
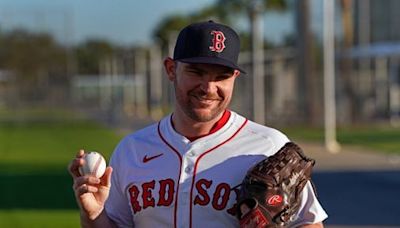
[{"left": 187, "top": 70, "right": 202, "bottom": 76}]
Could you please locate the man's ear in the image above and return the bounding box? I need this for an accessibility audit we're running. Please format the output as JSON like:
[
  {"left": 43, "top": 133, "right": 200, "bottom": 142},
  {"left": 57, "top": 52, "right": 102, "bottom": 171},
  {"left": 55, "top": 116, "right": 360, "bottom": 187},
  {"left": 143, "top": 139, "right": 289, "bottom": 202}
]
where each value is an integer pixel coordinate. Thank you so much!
[
  {"left": 164, "top": 57, "right": 176, "bottom": 81},
  {"left": 233, "top": 69, "right": 241, "bottom": 78}
]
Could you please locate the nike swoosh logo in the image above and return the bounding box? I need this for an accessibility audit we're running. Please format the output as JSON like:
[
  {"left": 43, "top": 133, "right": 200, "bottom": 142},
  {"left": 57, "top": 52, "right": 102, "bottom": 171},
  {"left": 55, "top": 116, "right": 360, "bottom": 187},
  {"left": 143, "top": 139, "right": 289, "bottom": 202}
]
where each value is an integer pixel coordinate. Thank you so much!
[{"left": 143, "top": 153, "right": 163, "bottom": 163}]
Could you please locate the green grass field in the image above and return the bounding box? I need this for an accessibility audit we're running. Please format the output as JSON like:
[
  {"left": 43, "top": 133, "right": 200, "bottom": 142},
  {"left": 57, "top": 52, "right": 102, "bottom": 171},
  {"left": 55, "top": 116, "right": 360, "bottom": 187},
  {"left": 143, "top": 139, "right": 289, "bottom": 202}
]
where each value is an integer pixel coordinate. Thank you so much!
[
  {"left": 0, "top": 108, "right": 124, "bottom": 227},
  {"left": 282, "top": 124, "right": 400, "bottom": 154},
  {"left": 0, "top": 120, "right": 122, "bottom": 173}
]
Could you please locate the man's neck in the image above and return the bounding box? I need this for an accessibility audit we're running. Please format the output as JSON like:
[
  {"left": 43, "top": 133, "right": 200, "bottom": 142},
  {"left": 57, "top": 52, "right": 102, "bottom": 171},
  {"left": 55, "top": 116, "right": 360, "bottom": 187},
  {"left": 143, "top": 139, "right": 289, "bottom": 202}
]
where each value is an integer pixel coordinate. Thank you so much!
[{"left": 171, "top": 110, "right": 227, "bottom": 139}]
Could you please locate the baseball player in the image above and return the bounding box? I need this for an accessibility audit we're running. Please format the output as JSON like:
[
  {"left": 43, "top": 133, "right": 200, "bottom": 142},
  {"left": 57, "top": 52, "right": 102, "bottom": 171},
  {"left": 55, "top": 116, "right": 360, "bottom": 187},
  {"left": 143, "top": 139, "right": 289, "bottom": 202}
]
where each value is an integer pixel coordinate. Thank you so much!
[{"left": 69, "top": 20, "right": 328, "bottom": 227}]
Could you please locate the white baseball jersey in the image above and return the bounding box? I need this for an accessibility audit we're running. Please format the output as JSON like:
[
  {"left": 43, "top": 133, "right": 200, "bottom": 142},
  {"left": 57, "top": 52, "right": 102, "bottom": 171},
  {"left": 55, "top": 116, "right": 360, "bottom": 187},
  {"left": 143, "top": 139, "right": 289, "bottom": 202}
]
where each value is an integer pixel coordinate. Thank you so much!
[{"left": 105, "top": 110, "right": 328, "bottom": 228}]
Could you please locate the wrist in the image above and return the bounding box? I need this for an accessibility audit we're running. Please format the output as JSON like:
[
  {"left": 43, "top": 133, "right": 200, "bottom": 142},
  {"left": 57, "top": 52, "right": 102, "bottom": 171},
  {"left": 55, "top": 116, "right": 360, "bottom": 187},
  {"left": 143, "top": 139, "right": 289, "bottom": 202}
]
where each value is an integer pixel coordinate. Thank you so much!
[
  {"left": 81, "top": 206, "right": 104, "bottom": 221},
  {"left": 80, "top": 209, "right": 116, "bottom": 228}
]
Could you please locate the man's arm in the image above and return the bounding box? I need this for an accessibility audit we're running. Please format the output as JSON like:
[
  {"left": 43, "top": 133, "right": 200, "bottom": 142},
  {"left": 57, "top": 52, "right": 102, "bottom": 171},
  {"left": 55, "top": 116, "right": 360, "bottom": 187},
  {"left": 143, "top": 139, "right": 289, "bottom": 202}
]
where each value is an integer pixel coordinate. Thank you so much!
[{"left": 69, "top": 149, "right": 117, "bottom": 228}]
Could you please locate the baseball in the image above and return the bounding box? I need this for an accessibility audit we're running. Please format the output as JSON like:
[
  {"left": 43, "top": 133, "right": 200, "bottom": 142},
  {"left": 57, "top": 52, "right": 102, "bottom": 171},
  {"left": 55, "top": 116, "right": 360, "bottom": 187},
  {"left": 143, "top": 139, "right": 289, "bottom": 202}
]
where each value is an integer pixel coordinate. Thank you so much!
[{"left": 79, "top": 151, "right": 107, "bottom": 178}]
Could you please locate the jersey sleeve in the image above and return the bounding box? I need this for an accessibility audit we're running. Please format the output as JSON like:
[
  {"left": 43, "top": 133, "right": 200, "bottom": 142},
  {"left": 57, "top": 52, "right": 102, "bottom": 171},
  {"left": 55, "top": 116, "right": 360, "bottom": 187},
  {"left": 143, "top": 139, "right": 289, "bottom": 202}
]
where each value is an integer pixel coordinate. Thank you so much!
[
  {"left": 265, "top": 127, "right": 290, "bottom": 153},
  {"left": 105, "top": 139, "right": 135, "bottom": 228},
  {"left": 290, "top": 181, "right": 328, "bottom": 226}
]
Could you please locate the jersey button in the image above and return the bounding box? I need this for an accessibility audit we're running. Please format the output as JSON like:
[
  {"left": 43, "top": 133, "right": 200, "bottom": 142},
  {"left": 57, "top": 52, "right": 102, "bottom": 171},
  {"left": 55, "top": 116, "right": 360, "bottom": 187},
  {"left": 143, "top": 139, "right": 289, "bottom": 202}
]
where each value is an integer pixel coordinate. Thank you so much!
[
  {"left": 188, "top": 152, "right": 195, "bottom": 157},
  {"left": 185, "top": 166, "right": 192, "bottom": 173}
]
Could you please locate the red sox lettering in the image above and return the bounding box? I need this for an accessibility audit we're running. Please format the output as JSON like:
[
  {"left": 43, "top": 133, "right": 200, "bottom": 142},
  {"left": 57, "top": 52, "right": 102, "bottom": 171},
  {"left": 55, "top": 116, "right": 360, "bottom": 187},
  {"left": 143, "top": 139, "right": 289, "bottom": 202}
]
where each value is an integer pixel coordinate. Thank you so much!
[
  {"left": 128, "top": 178, "right": 238, "bottom": 216},
  {"left": 193, "top": 179, "right": 232, "bottom": 211},
  {"left": 129, "top": 179, "right": 175, "bottom": 212}
]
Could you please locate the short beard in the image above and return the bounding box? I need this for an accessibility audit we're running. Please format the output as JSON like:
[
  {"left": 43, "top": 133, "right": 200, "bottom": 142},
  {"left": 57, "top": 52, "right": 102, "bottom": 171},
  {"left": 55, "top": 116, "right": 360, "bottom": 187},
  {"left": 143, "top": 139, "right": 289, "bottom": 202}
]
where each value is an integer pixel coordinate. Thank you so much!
[
  {"left": 184, "top": 101, "right": 225, "bottom": 122},
  {"left": 174, "top": 81, "right": 228, "bottom": 122}
]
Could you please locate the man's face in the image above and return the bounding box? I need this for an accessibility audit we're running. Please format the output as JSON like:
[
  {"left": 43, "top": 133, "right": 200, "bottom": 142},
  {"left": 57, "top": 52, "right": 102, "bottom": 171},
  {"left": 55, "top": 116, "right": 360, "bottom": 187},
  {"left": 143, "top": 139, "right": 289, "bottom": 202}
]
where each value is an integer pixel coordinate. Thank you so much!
[{"left": 171, "top": 61, "right": 240, "bottom": 122}]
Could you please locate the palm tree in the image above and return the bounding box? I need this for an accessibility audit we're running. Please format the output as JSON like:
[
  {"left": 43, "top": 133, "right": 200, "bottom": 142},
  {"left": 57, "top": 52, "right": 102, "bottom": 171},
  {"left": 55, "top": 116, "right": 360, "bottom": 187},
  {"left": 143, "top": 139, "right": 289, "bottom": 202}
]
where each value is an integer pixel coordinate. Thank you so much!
[
  {"left": 214, "top": 0, "right": 288, "bottom": 124},
  {"left": 152, "top": 5, "right": 222, "bottom": 54},
  {"left": 295, "top": 0, "right": 321, "bottom": 125},
  {"left": 340, "top": 0, "right": 357, "bottom": 122},
  {"left": 152, "top": 15, "right": 191, "bottom": 54}
]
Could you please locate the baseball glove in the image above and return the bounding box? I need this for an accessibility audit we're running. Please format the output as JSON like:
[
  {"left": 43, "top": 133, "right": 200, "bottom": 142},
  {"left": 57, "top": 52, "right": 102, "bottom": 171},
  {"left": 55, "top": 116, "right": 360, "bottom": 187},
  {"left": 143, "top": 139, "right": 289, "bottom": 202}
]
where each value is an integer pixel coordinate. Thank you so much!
[{"left": 237, "top": 142, "right": 315, "bottom": 228}]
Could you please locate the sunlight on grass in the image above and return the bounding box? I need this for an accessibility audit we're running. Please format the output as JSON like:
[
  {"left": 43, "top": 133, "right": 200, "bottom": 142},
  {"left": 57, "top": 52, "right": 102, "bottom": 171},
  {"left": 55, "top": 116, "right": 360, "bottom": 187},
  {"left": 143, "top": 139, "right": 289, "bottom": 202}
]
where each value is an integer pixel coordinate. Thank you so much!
[
  {"left": 0, "top": 118, "right": 123, "bottom": 173},
  {"left": 0, "top": 108, "right": 124, "bottom": 226},
  {"left": 0, "top": 210, "right": 80, "bottom": 228}
]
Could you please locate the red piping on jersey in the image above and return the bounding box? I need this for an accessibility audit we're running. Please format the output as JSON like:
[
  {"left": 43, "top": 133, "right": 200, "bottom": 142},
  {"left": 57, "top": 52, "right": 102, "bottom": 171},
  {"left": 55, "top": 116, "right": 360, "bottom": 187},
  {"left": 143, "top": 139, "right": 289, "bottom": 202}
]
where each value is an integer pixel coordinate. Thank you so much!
[
  {"left": 189, "top": 118, "right": 248, "bottom": 228},
  {"left": 157, "top": 122, "right": 182, "bottom": 228}
]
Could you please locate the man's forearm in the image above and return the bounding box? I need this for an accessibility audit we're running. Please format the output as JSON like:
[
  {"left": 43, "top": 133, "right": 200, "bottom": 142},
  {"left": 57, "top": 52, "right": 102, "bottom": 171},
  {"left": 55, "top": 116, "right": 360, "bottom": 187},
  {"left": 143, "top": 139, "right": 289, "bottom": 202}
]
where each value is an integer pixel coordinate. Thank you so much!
[{"left": 80, "top": 210, "right": 117, "bottom": 228}]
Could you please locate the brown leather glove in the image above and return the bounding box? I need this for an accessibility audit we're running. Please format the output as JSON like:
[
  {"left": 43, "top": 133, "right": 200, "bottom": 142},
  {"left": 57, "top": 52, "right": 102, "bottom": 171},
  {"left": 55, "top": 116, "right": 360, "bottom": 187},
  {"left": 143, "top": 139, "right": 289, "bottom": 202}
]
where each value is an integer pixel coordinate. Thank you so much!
[{"left": 237, "top": 142, "right": 315, "bottom": 227}]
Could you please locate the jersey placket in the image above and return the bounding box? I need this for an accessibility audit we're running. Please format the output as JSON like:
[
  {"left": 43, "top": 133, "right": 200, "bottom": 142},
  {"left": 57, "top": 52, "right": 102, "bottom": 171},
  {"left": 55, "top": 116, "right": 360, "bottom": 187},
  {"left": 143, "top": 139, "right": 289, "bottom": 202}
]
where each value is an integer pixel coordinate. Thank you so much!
[
  {"left": 176, "top": 143, "right": 199, "bottom": 228},
  {"left": 159, "top": 114, "right": 248, "bottom": 227}
]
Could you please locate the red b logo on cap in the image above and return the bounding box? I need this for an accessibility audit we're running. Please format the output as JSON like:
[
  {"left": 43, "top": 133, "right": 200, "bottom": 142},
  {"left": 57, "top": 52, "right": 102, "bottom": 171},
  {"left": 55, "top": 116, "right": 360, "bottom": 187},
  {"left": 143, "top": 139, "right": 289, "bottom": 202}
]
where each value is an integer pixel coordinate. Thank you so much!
[{"left": 209, "top": 31, "right": 226, "bottom": 53}]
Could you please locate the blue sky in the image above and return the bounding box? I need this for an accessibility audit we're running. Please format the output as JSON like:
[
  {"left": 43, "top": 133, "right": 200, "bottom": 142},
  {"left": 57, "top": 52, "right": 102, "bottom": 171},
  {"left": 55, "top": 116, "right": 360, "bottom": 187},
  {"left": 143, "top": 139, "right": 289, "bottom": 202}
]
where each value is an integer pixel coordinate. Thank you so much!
[{"left": 0, "top": 0, "right": 298, "bottom": 46}]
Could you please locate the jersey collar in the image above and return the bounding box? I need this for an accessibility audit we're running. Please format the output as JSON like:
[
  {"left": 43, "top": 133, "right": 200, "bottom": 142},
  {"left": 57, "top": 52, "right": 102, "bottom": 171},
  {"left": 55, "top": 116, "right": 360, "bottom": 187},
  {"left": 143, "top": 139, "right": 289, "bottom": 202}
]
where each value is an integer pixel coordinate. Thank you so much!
[{"left": 170, "top": 109, "right": 231, "bottom": 142}]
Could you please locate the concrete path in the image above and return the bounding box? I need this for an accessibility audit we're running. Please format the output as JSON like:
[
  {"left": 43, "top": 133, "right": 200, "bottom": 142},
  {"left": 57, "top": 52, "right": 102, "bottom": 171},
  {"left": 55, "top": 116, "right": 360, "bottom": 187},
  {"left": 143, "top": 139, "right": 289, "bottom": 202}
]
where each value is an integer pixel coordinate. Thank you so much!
[{"left": 299, "top": 142, "right": 400, "bottom": 171}]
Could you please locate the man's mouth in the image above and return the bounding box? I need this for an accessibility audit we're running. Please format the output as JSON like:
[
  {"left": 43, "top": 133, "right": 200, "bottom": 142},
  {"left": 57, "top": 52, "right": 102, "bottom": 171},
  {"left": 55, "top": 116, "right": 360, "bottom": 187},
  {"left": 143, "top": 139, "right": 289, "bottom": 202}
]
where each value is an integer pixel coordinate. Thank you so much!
[{"left": 191, "top": 95, "right": 221, "bottom": 106}]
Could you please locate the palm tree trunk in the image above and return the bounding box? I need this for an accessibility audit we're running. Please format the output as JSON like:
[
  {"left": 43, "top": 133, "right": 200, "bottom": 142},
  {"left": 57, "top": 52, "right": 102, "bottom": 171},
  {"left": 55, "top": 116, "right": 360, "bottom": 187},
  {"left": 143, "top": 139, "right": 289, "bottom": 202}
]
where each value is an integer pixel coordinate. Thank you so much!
[
  {"left": 296, "top": 0, "right": 321, "bottom": 125},
  {"left": 340, "top": 0, "right": 357, "bottom": 122}
]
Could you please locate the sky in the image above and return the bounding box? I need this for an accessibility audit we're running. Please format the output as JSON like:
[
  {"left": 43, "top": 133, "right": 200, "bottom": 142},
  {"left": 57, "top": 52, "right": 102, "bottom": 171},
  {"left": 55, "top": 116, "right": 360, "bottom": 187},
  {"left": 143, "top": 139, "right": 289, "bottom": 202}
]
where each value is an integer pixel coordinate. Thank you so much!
[{"left": 0, "top": 0, "right": 301, "bottom": 47}]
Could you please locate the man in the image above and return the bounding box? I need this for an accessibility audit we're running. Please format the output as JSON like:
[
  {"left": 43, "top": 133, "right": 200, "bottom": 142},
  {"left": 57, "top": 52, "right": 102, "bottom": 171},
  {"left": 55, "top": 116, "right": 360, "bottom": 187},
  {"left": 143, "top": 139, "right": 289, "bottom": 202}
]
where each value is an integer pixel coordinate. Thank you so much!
[{"left": 69, "top": 20, "right": 327, "bottom": 227}]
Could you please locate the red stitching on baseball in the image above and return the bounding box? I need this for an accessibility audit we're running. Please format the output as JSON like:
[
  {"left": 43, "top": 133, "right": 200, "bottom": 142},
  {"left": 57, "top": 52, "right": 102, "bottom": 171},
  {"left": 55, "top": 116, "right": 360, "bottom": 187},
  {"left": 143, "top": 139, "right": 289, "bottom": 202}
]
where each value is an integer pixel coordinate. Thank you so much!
[{"left": 93, "top": 153, "right": 102, "bottom": 177}]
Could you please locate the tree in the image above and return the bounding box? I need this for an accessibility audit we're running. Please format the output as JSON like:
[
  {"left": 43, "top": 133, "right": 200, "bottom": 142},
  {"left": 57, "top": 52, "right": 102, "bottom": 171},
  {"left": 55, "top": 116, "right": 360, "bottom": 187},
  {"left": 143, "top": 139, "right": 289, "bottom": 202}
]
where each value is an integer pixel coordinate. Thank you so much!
[
  {"left": 215, "top": 0, "right": 288, "bottom": 124},
  {"left": 75, "top": 40, "right": 114, "bottom": 74},
  {"left": 152, "top": 14, "right": 190, "bottom": 53},
  {"left": 340, "top": 0, "right": 357, "bottom": 122},
  {"left": 295, "top": 0, "right": 322, "bottom": 125},
  {"left": 0, "top": 29, "right": 68, "bottom": 103},
  {"left": 152, "top": 0, "right": 287, "bottom": 52},
  {"left": 152, "top": 6, "right": 222, "bottom": 53}
]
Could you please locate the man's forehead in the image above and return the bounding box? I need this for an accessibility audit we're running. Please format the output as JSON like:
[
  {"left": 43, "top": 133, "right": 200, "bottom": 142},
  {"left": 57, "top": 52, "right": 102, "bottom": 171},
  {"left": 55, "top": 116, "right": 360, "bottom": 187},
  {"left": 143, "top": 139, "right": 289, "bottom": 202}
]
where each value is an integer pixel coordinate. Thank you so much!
[{"left": 180, "top": 62, "right": 235, "bottom": 73}]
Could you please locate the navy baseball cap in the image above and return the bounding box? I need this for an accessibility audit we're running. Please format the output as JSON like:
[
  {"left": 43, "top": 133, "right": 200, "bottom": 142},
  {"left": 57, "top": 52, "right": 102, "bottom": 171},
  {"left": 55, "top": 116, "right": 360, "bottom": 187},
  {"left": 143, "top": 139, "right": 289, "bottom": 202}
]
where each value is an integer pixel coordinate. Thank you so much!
[{"left": 173, "top": 20, "right": 246, "bottom": 73}]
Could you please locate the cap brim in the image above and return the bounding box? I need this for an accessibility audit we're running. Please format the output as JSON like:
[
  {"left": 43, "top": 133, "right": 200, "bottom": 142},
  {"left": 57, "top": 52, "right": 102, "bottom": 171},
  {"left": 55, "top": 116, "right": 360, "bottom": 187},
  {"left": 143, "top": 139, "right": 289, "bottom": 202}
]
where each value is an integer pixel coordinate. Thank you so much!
[{"left": 177, "top": 57, "right": 246, "bottom": 74}]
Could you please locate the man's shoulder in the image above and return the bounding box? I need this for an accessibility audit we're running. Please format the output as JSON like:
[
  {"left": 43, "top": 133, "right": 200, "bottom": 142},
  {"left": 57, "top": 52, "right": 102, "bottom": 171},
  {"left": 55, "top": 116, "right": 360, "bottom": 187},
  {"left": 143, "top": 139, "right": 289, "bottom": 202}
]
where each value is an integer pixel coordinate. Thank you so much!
[
  {"left": 247, "top": 120, "right": 286, "bottom": 136},
  {"left": 126, "top": 121, "right": 159, "bottom": 139},
  {"left": 232, "top": 112, "right": 289, "bottom": 147},
  {"left": 116, "top": 118, "right": 164, "bottom": 148},
  {"left": 109, "top": 119, "right": 163, "bottom": 163}
]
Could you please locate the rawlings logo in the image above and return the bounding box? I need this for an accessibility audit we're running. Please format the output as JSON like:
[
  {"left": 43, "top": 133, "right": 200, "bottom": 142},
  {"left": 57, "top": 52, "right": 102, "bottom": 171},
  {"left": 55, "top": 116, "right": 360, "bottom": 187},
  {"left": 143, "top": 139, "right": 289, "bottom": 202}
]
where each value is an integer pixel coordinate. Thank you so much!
[
  {"left": 209, "top": 30, "right": 226, "bottom": 53},
  {"left": 267, "top": 195, "right": 283, "bottom": 206}
]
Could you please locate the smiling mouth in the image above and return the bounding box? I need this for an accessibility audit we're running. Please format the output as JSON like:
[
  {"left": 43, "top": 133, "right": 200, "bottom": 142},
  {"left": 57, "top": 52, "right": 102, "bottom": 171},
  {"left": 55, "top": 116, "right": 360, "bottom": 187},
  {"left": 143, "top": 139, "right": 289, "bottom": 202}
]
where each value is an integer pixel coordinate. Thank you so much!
[{"left": 192, "top": 96, "right": 220, "bottom": 106}]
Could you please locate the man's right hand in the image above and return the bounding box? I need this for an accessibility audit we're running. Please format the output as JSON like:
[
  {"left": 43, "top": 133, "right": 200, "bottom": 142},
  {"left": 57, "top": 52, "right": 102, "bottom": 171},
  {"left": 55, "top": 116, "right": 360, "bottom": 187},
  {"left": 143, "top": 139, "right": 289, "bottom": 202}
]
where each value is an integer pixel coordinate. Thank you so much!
[{"left": 68, "top": 149, "right": 113, "bottom": 220}]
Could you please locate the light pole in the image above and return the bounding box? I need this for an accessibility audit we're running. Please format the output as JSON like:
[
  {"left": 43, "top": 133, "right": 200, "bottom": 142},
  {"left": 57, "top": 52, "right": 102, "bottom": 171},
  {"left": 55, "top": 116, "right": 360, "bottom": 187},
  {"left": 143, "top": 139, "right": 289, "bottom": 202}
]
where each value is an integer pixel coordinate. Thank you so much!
[
  {"left": 249, "top": 0, "right": 265, "bottom": 125},
  {"left": 323, "top": 0, "right": 341, "bottom": 153}
]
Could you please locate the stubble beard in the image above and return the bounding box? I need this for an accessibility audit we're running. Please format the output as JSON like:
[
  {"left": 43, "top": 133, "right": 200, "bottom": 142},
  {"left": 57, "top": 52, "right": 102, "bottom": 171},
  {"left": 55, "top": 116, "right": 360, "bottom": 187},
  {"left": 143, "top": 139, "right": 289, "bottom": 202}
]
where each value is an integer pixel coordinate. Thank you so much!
[{"left": 175, "top": 85, "right": 230, "bottom": 123}]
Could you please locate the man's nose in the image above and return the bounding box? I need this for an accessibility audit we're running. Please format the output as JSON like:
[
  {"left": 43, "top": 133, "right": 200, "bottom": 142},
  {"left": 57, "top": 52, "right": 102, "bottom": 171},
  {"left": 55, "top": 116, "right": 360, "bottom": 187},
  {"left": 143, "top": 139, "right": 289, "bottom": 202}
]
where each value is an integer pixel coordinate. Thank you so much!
[{"left": 200, "top": 79, "right": 218, "bottom": 94}]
